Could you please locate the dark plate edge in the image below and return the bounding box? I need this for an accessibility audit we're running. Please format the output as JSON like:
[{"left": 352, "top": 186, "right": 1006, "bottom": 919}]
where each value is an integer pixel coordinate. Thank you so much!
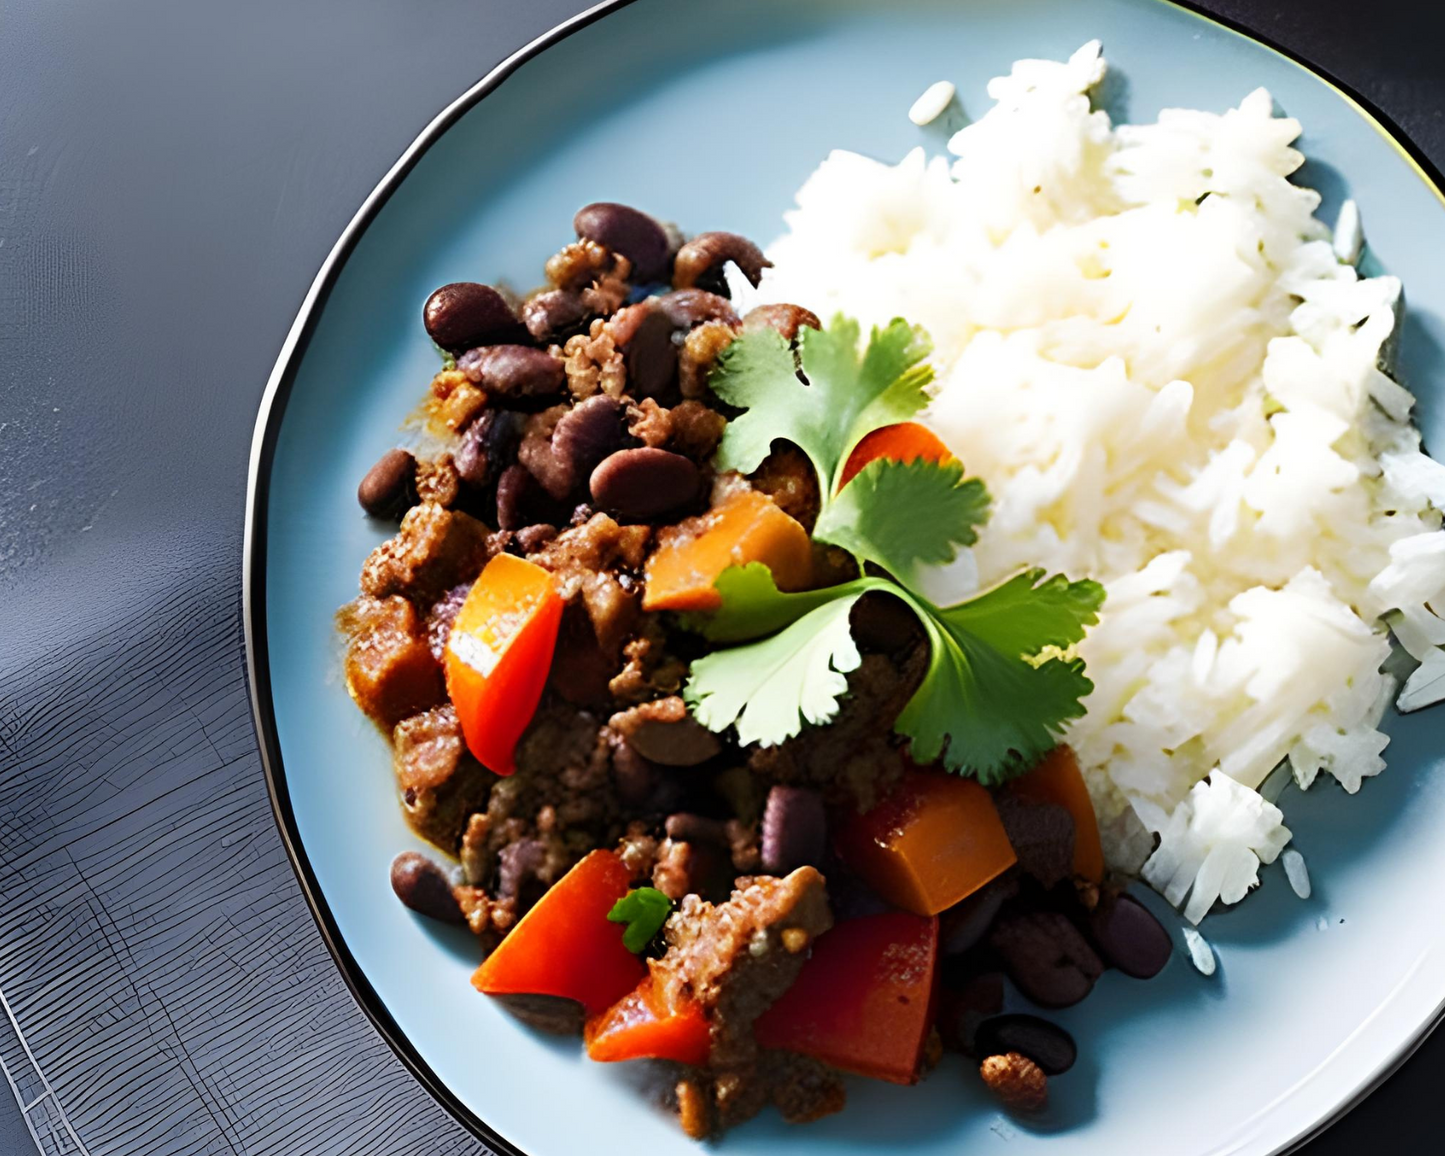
[{"left": 239, "top": 2, "right": 1445, "bottom": 1154}]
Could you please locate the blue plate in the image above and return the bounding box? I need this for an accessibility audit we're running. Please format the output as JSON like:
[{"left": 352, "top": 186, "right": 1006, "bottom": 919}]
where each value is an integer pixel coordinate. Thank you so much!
[{"left": 244, "top": 1, "right": 1445, "bottom": 1152}]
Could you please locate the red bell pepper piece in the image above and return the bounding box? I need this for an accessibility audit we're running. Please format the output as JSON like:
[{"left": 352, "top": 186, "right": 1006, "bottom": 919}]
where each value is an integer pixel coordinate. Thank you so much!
[
  {"left": 754, "top": 912, "right": 940, "bottom": 1084},
  {"left": 584, "top": 971, "right": 711, "bottom": 1066},
  {"left": 1005, "top": 745, "right": 1104, "bottom": 884},
  {"left": 472, "top": 850, "right": 645, "bottom": 1015},
  {"left": 445, "top": 552, "right": 564, "bottom": 775},
  {"left": 838, "top": 421, "right": 955, "bottom": 490}
]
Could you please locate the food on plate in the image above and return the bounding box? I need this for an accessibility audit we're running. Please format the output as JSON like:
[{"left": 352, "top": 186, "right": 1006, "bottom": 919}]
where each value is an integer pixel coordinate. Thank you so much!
[{"left": 339, "top": 42, "right": 1444, "bottom": 1138}]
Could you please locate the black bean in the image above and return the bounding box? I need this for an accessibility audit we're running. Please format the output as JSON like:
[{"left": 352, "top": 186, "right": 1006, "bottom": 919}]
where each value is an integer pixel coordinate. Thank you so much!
[
  {"left": 589, "top": 447, "right": 699, "bottom": 521},
  {"left": 423, "top": 282, "right": 523, "bottom": 352},
  {"left": 742, "top": 303, "right": 822, "bottom": 342},
  {"left": 522, "top": 288, "right": 589, "bottom": 342},
  {"left": 1089, "top": 893, "right": 1172, "bottom": 980},
  {"left": 975, "top": 1015, "right": 1077, "bottom": 1075},
  {"left": 574, "top": 202, "right": 670, "bottom": 281},
  {"left": 657, "top": 288, "right": 741, "bottom": 330},
  {"left": 390, "top": 851, "right": 463, "bottom": 923},
  {"left": 990, "top": 912, "right": 1103, "bottom": 1008},
  {"left": 457, "top": 345, "right": 565, "bottom": 400},
  {"left": 551, "top": 396, "right": 631, "bottom": 487},
  {"left": 455, "top": 410, "right": 521, "bottom": 488},
  {"left": 672, "top": 231, "right": 772, "bottom": 295},
  {"left": 358, "top": 448, "right": 417, "bottom": 518},
  {"left": 760, "top": 786, "right": 827, "bottom": 874}
]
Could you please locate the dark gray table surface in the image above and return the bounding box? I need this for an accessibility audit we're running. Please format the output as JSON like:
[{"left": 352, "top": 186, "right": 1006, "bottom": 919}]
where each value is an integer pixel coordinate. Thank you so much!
[{"left": 2, "top": 1, "right": 1442, "bottom": 1152}]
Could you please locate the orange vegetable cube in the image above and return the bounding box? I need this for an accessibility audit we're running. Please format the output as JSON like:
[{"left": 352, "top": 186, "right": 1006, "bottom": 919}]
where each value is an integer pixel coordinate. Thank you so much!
[
  {"left": 1004, "top": 745, "right": 1104, "bottom": 884},
  {"left": 835, "top": 768, "right": 1016, "bottom": 917},
  {"left": 584, "top": 972, "right": 711, "bottom": 1066},
  {"left": 838, "top": 421, "right": 955, "bottom": 490},
  {"left": 643, "top": 489, "right": 812, "bottom": 613}
]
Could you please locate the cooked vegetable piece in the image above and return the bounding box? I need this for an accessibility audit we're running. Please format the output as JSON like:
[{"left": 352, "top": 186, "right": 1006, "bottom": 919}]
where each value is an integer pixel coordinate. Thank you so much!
[
  {"left": 472, "top": 850, "right": 645, "bottom": 1014},
  {"left": 837, "top": 421, "right": 954, "bottom": 490},
  {"left": 584, "top": 973, "right": 711, "bottom": 1065},
  {"left": 444, "top": 553, "right": 564, "bottom": 775},
  {"left": 1005, "top": 745, "right": 1103, "bottom": 883},
  {"left": 607, "top": 887, "right": 674, "bottom": 953},
  {"left": 834, "top": 767, "right": 1017, "bottom": 916},
  {"left": 643, "top": 489, "right": 812, "bottom": 613},
  {"left": 754, "top": 912, "right": 940, "bottom": 1084}
]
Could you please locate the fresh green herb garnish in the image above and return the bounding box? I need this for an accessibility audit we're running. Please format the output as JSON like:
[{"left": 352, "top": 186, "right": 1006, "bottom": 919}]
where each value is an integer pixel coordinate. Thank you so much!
[
  {"left": 682, "top": 313, "right": 1107, "bottom": 784},
  {"left": 607, "top": 887, "right": 673, "bottom": 953}
]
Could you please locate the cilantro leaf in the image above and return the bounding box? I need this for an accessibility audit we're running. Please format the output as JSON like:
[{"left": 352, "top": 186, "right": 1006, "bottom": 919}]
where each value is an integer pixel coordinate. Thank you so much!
[
  {"left": 684, "top": 591, "right": 867, "bottom": 747},
  {"left": 893, "top": 570, "right": 1105, "bottom": 782},
  {"left": 813, "top": 457, "right": 990, "bottom": 583},
  {"left": 709, "top": 315, "right": 934, "bottom": 492},
  {"left": 679, "top": 564, "right": 885, "bottom": 643},
  {"left": 607, "top": 887, "right": 674, "bottom": 953}
]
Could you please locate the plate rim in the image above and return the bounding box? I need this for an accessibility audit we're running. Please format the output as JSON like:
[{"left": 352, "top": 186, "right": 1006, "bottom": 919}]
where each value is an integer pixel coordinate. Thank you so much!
[{"left": 241, "top": 2, "right": 1445, "bottom": 1153}]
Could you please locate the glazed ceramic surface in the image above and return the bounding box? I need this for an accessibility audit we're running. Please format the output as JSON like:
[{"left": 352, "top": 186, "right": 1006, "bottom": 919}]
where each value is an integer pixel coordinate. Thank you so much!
[{"left": 246, "top": 1, "right": 1445, "bottom": 1152}]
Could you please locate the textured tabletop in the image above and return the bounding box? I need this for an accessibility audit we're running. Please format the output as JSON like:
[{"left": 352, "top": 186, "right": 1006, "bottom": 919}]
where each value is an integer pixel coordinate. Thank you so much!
[{"left": 1, "top": 1, "right": 1442, "bottom": 1152}]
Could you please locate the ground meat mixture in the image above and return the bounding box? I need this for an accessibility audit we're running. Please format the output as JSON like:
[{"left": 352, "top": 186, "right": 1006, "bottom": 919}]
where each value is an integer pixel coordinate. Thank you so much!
[{"left": 346, "top": 202, "right": 1157, "bottom": 1138}]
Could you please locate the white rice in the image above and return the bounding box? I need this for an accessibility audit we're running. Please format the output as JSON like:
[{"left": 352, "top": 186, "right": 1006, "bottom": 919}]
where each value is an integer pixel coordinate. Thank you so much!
[{"left": 740, "top": 42, "right": 1445, "bottom": 921}]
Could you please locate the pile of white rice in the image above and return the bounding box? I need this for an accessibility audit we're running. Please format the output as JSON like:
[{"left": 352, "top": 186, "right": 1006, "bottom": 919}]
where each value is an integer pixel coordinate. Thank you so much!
[{"left": 740, "top": 43, "right": 1445, "bottom": 923}]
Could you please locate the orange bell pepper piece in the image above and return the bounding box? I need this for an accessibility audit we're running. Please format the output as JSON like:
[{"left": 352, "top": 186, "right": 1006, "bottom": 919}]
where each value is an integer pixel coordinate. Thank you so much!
[
  {"left": 755, "top": 912, "right": 939, "bottom": 1084},
  {"left": 472, "top": 849, "right": 645, "bottom": 1015},
  {"left": 1004, "top": 745, "right": 1104, "bottom": 884},
  {"left": 584, "top": 971, "right": 711, "bottom": 1066},
  {"left": 643, "top": 489, "right": 813, "bottom": 613},
  {"left": 834, "top": 767, "right": 1016, "bottom": 917},
  {"left": 444, "top": 552, "right": 564, "bottom": 775},
  {"left": 838, "top": 421, "right": 955, "bottom": 490}
]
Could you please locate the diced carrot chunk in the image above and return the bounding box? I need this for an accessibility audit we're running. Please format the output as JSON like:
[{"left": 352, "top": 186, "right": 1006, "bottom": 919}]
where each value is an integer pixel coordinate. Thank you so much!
[
  {"left": 834, "top": 767, "right": 1017, "bottom": 917},
  {"left": 584, "top": 972, "right": 711, "bottom": 1066},
  {"left": 1005, "top": 745, "right": 1103, "bottom": 884},
  {"left": 472, "top": 850, "right": 645, "bottom": 1015},
  {"left": 643, "top": 489, "right": 812, "bottom": 613},
  {"left": 838, "top": 422, "right": 955, "bottom": 490}
]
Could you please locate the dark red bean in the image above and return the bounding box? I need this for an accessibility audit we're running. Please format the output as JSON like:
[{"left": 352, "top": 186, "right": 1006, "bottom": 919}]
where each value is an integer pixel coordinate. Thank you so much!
[
  {"left": 989, "top": 912, "right": 1103, "bottom": 1008},
  {"left": 521, "top": 288, "right": 589, "bottom": 342},
  {"left": 551, "top": 396, "right": 632, "bottom": 486},
  {"left": 455, "top": 409, "right": 521, "bottom": 488},
  {"left": 940, "top": 875, "right": 1016, "bottom": 957},
  {"left": 574, "top": 202, "right": 671, "bottom": 281},
  {"left": 457, "top": 345, "right": 565, "bottom": 400},
  {"left": 589, "top": 447, "right": 699, "bottom": 521},
  {"left": 1089, "top": 893, "right": 1172, "bottom": 980},
  {"left": 664, "top": 813, "right": 730, "bottom": 845},
  {"left": 358, "top": 448, "right": 417, "bottom": 518},
  {"left": 743, "top": 303, "right": 822, "bottom": 343},
  {"left": 495, "top": 464, "right": 537, "bottom": 531},
  {"left": 390, "top": 851, "right": 463, "bottom": 923},
  {"left": 672, "top": 231, "right": 772, "bottom": 295},
  {"left": 627, "top": 715, "right": 721, "bottom": 767},
  {"left": 760, "top": 786, "right": 827, "bottom": 874},
  {"left": 497, "top": 839, "right": 547, "bottom": 899},
  {"left": 657, "top": 288, "right": 741, "bottom": 330},
  {"left": 975, "top": 1015, "right": 1077, "bottom": 1075},
  {"left": 423, "top": 282, "right": 523, "bottom": 352},
  {"left": 996, "top": 795, "right": 1076, "bottom": 889}
]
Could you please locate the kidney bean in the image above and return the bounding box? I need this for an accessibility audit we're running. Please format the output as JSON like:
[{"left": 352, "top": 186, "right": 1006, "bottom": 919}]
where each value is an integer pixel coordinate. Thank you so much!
[
  {"left": 657, "top": 288, "right": 741, "bottom": 330},
  {"left": 457, "top": 345, "right": 565, "bottom": 400},
  {"left": 743, "top": 303, "right": 822, "bottom": 342},
  {"left": 551, "top": 396, "right": 632, "bottom": 486},
  {"left": 522, "top": 288, "right": 589, "bottom": 343},
  {"left": 454, "top": 409, "right": 521, "bottom": 489},
  {"left": 940, "top": 875, "right": 1017, "bottom": 957},
  {"left": 589, "top": 447, "right": 699, "bottom": 521},
  {"left": 357, "top": 448, "right": 417, "bottom": 518},
  {"left": 974, "top": 1015, "right": 1077, "bottom": 1075},
  {"left": 627, "top": 716, "right": 721, "bottom": 768},
  {"left": 760, "top": 786, "right": 827, "bottom": 874},
  {"left": 1088, "top": 892, "right": 1172, "bottom": 980},
  {"left": 495, "top": 463, "right": 538, "bottom": 531},
  {"left": 423, "top": 282, "right": 523, "bottom": 352},
  {"left": 989, "top": 912, "right": 1103, "bottom": 1008},
  {"left": 608, "top": 300, "right": 677, "bottom": 399},
  {"left": 996, "top": 795, "right": 1076, "bottom": 889},
  {"left": 390, "top": 851, "right": 463, "bottom": 923},
  {"left": 672, "top": 231, "right": 772, "bottom": 295},
  {"left": 574, "top": 202, "right": 670, "bottom": 281}
]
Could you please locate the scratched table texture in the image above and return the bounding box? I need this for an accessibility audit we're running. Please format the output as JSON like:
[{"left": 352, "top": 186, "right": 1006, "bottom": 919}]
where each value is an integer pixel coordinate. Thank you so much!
[{"left": 1, "top": 1, "right": 1444, "bottom": 1153}]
